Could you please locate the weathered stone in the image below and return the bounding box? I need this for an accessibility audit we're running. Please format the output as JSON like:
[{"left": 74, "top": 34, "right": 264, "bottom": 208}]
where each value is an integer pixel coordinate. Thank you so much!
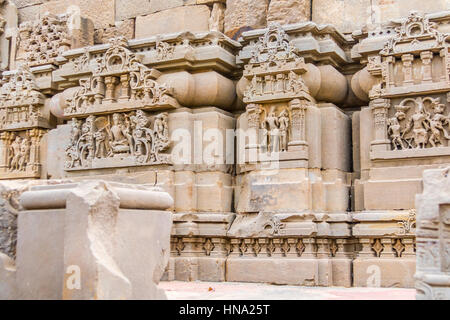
[
  {"left": 415, "top": 167, "right": 450, "bottom": 300},
  {"left": 135, "top": 5, "right": 211, "bottom": 38},
  {"left": 224, "top": 0, "right": 269, "bottom": 39},
  {"left": 115, "top": 0, "right": 197, "bottom": 21},
  {"left": 267, "top": 0, "right": 311, "bottom": 25},
  {"left": 0, "top": 0, "right": 18, "bottom": 70},
  {"left": 39, "top": 0, "right": 114, "bottom": 28},
  {"left": 14, "top": 181, "right": 173, "bottom": 300},
  {"left": 312, "top": 0, "right": 372, "bottom": 34},
  {"left": 94, "top": 19, "right": 135, "bottom": 44},
  {"left": 0, "top": 182, "right": 21, "bottom": 259},
  {"left": 0, "top": 252, "right": 16, "bottom": 299}
]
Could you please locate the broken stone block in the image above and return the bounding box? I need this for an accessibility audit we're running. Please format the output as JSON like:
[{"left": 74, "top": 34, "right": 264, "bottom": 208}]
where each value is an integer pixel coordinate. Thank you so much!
[{"left": 15, "top": 180, "right": 173, "bottom": 300}]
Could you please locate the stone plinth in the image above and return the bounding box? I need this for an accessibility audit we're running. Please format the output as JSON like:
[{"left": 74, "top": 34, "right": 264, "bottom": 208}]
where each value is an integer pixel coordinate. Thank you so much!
[{"left": 14, "top": 180, "right": 173, "bottom": 300}]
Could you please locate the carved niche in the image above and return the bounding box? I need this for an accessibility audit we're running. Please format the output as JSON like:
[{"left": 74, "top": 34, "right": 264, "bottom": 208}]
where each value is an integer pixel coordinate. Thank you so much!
[
  {"left": 243, "top": 24, "right": 312, "bottom": 163},
  {"left": 64, "top": 37, "right": 179, "bottom": 118}
]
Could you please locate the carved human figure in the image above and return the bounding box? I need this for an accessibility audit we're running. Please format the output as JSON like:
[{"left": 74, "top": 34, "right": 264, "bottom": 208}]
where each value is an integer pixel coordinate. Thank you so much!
[
  {"left": 388, "top": 111, "right": 406, "bottom": 150},
  {"left": 428, "top": 102, "right": 450, "bottom": 147},
  {"left": 278, "top": 109, "right": 289, "bottom": 152},
  {"left": 403, "top": 100, "right": 430, "bottom": 149},
  {"left": 79, "top": 116, "right": 95, "bottom": 163},
  {"left": 110, "top": 113, "right": 132, "bottom": 154},
  {"left": 287, "top": 71, "right": 305, "bottom": 93},
  {"left": 69, "top": 118, "right": 81, "bottom": 145},
  {"left": 154, "top": 113, "right": 168, "bottom": 142},
  {"left": 17, "top": 137, "right": 30, "bottom": 171},
  {"left": 8, "top": 136, "right": 22, "bottom": 171},
  {"left": 263, "top": 107, "right": 280, "bottom": 153},
  {"left": 94, "top": 127, "right": 109, "bottom": 158}
]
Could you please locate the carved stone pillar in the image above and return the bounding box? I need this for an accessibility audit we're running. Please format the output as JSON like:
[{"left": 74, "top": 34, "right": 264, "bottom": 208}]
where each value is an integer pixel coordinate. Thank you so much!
[
  {"left": 420, "top": 51, "right": 433, "bottom": 84},
  {"left": 104, "top": 76, "right": 118, "bottom": 103},
  {"left": 370, "top": 98, "right": 391, "bottom": 152},
  {"left": 288, "top": 98, "right": 308, "bottom": 152},
  {"left": 386, "top": 56, "right": 395, "bottom": 88},
  {"left": 93, "top": 76, "right": 105, "bottom": 104},
  {"left": 264, "top": 75, "right": 272, "bottom": 94},
  {"left": 28, "top": 128, "right": 43, "bottom": 174},
  {"left": 0, "top": 132, "right": 9, "bottom": 172},
  {"left": 245, "top": 103, "right": 261, "bottom": 152},
  {"left": 119, "top": 74, "right": 130, "bottom": 102},
  {"left": 401, "top": 54, "right": 414, "bottom": 85}
]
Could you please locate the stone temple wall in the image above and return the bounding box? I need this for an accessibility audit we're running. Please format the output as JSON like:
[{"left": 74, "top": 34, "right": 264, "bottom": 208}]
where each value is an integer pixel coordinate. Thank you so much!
[{"left": 0, "top": 0, "right": 450, "bottom": 288}]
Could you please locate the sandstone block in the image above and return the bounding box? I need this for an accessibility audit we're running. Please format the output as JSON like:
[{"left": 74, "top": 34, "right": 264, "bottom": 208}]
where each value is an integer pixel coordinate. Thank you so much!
[
  {"left": 267, "top": 0, "right": 311, "bottom": 25},
  {"left": 0, "top": 252, "right": 16, "bottom": 300},
  {"left": 135, "top": 5, "right": 210, "bottom": 39},
  {"left": 116, "top": 0, "right": 197, "bottom": 21},
  {"left": 226, "top": 258, "right": 319, "bottom": 285},
  {"left": 224, "top": 0, "right": 269, "bottom": 39},
  {"left": 39, "top": 0, "right": 115, "bottom": 28},
  {"left": 353, "top": 258, "right": 416, "bottom": 288}
]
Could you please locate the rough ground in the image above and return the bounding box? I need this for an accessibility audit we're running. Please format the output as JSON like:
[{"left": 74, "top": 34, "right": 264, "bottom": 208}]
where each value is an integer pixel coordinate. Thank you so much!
[{"left": 159, "top": 281, "right": 416, "bottom": 300}]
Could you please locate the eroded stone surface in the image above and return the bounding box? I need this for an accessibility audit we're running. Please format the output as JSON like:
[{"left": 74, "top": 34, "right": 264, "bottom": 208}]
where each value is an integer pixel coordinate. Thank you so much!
[
  {"left": 224, "top": 0, "right": 269, "bottom": 39},
  {"left": 267, "top": 0, "right": 310, "bottom": 25}
]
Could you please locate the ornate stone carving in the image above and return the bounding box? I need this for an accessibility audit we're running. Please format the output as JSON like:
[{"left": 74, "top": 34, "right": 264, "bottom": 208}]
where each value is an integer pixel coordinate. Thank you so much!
[
  {"left": 387, "top": 97, "right": 450, "bottom": 150},
  {"left": 17, "top": 13, "right": 71, "bottom": 67},
  {"left": 65, "top": 110, "right": 171, "bottom": 170},
  {"left": 64, "top": 37, "right": 179, "bottom": 117},
  {"left": 0, "top": 128, "right": 45, "bottom": 179},
  {"left": 243, "top": 23, "right": 311, "bottom": 104},
  {"left": 380, "top": 11, "right": 447, "bottom": 56},
  {"left": 0, "top": 65, "right": 49, "bottom": 130}
]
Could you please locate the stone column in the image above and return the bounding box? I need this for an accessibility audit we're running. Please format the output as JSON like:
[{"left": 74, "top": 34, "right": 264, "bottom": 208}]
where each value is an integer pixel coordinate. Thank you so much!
[
  {"left": 370, "top": 98, "right": 391, "bottom": 153},
  {"left": 104, "top": 76, "right": 118, "bottom": 103},
  {"left": 245, "top": 103, "right": 261, "bottom": 154},
  {"left": 420, "top": 51, "right": 433, "bottom": 84},
  {"left": 93, "top": 76, "right": 105, "bottom": 104},
  {"left": 119, "top": 74, "right": 130, "bottom": 102},
  {"left": 0, "top": 132, "right": 9, "bottom": 173},
  {"left": 288, "top": 98, "right": 309, "bottom": 153},
  {"left": 401, "top": 54, "right": 414, "bottom": 85}
]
